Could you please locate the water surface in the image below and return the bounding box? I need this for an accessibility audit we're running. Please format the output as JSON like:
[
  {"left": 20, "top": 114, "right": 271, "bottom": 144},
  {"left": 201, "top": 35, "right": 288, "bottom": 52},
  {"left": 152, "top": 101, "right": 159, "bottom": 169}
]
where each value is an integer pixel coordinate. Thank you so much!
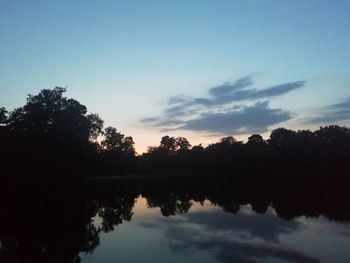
[
  {"left": 81, "top": 195, "right": 350, "bottom": 263},
  {"left": 1, "top": 175, "right": 350, "bottom": 262}
]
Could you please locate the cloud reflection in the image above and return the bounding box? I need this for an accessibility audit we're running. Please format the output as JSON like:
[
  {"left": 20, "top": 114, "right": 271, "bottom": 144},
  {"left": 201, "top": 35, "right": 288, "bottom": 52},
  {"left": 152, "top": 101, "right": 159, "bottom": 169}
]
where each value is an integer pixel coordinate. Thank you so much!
[{"left": 139, "top": 206, "right": 319, "bottom": 263}]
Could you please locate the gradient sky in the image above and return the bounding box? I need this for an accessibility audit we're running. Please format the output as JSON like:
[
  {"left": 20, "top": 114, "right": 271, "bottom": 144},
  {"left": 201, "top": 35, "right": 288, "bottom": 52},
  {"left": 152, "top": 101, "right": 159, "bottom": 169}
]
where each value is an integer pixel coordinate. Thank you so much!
[{"left": 1, "top": 1, "right": 350, "bottom": 153}]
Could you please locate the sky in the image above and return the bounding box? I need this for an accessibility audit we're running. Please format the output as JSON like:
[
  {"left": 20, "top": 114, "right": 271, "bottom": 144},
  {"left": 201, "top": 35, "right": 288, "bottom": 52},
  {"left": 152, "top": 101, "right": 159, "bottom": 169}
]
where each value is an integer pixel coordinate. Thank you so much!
[{"left": 1, "top": 0, "right": 350, "bottom": 153}]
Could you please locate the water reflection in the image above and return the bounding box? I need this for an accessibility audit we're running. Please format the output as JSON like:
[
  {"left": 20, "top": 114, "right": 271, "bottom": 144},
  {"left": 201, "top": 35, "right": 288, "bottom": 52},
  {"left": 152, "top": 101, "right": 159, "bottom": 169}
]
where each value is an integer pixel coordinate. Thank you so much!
[
  {"left": 161, "top": 213, "right": 319, "bottom": 263},
  {"left": 0, "top": 176, "right": 349, "bottom": 262}
]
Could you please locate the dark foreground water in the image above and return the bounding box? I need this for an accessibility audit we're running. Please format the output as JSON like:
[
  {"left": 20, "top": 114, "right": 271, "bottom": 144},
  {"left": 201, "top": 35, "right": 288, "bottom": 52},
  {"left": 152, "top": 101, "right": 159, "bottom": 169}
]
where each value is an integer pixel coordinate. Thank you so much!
[{"left": 1, "top": 175, "right": 350, "bottom": 262}]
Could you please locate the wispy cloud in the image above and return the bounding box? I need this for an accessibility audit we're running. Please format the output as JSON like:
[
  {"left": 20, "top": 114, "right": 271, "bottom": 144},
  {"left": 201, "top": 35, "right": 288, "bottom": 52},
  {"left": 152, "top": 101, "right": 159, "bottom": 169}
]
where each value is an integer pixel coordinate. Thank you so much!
[
  {"left": 305, "top": 98, "right": 350, "bottom": 124},
  {"left": 179, "top": 101, "right": 293, "bottom": 134},
  {"left": 141, "top": 76, "right": 305, "bottom": 135}
]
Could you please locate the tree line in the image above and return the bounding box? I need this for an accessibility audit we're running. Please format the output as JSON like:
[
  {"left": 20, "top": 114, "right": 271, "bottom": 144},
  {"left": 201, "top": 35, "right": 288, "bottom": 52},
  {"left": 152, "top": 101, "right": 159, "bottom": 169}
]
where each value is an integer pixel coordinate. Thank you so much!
[
  {"left": 1, "top": 87, "right": 350, "bottom": 179},
  {"left": 141, "top": 125, "right": 350, "bottom": 173}
]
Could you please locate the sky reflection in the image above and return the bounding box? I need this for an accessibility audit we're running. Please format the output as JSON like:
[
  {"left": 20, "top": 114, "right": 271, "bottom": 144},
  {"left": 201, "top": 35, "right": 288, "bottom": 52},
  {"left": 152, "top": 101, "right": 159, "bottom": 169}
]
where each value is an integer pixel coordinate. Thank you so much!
[{"left": 81, "top": 197, "right": 350, "bottom": 263}]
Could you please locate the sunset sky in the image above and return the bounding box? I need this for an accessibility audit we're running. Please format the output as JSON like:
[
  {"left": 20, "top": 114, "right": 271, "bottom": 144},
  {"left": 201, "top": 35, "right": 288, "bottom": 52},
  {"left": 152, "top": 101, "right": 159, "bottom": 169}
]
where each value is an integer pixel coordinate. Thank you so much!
[{"left": 1, "top": 1, "right": 349, "bottom": 153}]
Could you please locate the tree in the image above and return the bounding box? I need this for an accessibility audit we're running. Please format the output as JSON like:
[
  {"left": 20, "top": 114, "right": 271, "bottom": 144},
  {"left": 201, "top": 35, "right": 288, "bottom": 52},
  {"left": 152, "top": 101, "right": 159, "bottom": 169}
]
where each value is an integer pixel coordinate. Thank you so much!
[
  {"left": 98, "top": 126, "right": 136, "bottom": 173},
  {"left": 87, "top": 114, "right": 104, "bottom": 141},
  {"left": 101, "top": 126, "right": 135, "bottom": 155},
  {"left": 315, "top": 125, "right": 350, "bottom": 144},
  {"left": 122, "top": 136, "right": 136, "bottom": 156},
  {"left": 247, "top": 134, "right": 265, "bottom": 145},
  {"left": 314, "top": 125, "right": 350, "bottom": 169},
  {"left": 0, "top": 107, "right": 9, "bottom": 169},
  {"left": 175, "top": 137, "right": 191, "bottom": 154},
  {"left": 101, "top": 127, "right": 125, "bottom": 152},
  {"left": 191, "top": 144, "right": 204, "bottom": 154},
  {"left": 160, "top": 135, "right": 177, "bottom": 155},
  {"left": 0, "top": 107, "right": 7, "bottom": 139},
  {"left": 7, "top": 87, "right": 103, "bottom": 143},
  {"left": 268, "top": 128, "right": 296, "bottom": 148},
  {"left": 3, "top": 87, "right": 104, "bottom": 177},
  {"left": 145, "top": 146, "right": 159, "bottom": 155},
  {"left": 220, "top": 136, "right": 237, "bottom": 145},
  {"left": 0, "top": 107, "right": 7, "bottom": 125}
]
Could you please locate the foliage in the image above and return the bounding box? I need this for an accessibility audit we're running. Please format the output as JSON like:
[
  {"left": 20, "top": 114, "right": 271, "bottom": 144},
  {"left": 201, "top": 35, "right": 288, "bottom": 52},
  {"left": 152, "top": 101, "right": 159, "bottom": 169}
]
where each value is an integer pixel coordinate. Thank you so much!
[
  {"left": 0, "top": 87, "right": 133, "bottom": 178},
  {"left": 140, "top": 126, "right": 350, "bottom": 173}
]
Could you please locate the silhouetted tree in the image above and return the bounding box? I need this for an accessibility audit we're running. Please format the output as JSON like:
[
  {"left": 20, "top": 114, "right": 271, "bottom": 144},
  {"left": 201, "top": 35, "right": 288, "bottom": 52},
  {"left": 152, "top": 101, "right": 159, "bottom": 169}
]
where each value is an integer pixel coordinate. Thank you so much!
[
  {"left": 2, "top": 87, "right": 104, "bottom": 178},
  {"left": 0, "top": 107, "right": 7, "bottom": 125},
  {"left": 247, "top": 134, "right": 265, "bottom": 145},
  {"left": 220, "top": 136, "right": 237, "bottom": 145},
  {"left": 175, "top": 137, "right": 191, "bottom": 154},
  {"left": 268, "top": 128, "right": 296, "bottom": 149},
  {"left": 140, "top": 136, "right": 193, "bottom": 172},
  {"left": 102, "top": 127, "right": 123, "bottom": 151},
  {"left": 98, "top": 126, "right": 136, "bottom": 173},
  {"left": 159, "top": 135, "right": 177, "bottom": 155}
]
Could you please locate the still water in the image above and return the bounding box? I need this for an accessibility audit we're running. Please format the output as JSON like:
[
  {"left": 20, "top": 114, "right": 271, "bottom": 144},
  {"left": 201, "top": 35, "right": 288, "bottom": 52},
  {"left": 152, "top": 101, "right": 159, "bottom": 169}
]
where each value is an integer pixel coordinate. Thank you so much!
[
  {"left": 81, "top": 196, "right": 350, "bottom": 263},
  {"left": 1, "top": 176, "right": 350, "bottom": 262}
]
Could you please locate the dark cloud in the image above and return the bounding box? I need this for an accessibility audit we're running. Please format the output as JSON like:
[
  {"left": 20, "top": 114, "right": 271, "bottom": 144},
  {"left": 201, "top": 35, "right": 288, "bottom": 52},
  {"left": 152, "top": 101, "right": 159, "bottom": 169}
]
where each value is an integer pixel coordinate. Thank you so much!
[
  {"left": 251, "top": 81, "right": 305, "bottom": 99},
  {"left": 179, "top": 101, "right": 293, "bottom": 134},
  {"left": 206, "top": 80, "right": 305, "bottom": 107},
  {"left": 165, "top": 77, "right": 304, "bottom": 110},
  {"left": 209, "top": 76, "right": 253, "bottom": 97},
  {"left": 164, "top": 104, "right": 199, "bottom": 118},
  {"left": 162, "top": 78, "right": 304, "bottom": 116},
  {"left": 141, "top": 76, "right": 304, "bottom": 135},
  {"left": 306, "top": 98, "right": 350, "bottom": 124}
]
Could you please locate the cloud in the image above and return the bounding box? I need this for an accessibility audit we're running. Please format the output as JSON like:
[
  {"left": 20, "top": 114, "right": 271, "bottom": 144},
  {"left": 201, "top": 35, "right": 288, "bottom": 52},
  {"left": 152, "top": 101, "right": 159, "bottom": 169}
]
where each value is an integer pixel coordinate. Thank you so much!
[
  {"left": 305, "top": 98, "right": 350, "bottom": 124},
  {"left": 179, "top": 101, "right": 293, "bottom": 134},
  {"left": 209, "top": 76, "right": 253, "bottom": 97},
  {"left": 167, "top": 96, "right": 190, "bottom": 105},
  {"left": 141, "top": 76, "right": 304, "bottom": 135},
  {"left": 206, "top": 80, "right": 304, "bottom": 107},
  {"left": 162, "top": 77, "right": 304, "bottom": 117}
]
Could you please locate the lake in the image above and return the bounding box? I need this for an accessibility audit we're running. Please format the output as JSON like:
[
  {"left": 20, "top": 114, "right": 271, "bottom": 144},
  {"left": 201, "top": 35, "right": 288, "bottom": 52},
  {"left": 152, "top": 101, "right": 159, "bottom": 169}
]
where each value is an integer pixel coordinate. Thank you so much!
[
  {"left": 0, "top": 175, "right": 349, "bottom": 262},
  {"left": 81, "top": 196, "right": 350, "bottom": 263}
]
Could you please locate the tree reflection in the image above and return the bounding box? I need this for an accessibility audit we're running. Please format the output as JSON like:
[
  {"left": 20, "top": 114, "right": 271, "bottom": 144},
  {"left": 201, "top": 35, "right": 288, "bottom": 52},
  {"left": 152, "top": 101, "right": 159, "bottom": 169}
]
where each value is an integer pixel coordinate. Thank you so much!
[
  {"left": 147, "top": 193, "right": 193, "bottom": 217},
  {"left": 137, "top": 175, "right": 350, "bottom": 221},
  {"left": 96, "top": 191, "right": 137, "bottom": 232},
  {"left": 0, "top": 184, "right": 137, "bottom": 263}
]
